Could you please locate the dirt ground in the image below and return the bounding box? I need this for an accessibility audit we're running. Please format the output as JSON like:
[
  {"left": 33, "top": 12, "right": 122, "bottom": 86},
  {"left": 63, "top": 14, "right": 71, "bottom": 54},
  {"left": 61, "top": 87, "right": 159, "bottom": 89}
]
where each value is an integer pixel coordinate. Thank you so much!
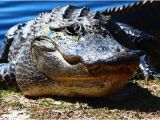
[{"left": 0, "top": 80, "right": 160, "bottom": 120}]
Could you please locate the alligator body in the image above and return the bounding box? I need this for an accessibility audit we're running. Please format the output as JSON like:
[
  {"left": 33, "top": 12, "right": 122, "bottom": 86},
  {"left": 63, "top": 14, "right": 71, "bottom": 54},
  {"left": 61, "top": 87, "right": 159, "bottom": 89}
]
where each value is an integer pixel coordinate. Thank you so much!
[
  {"left": 101, "top": 1, "right": 160, "bottom": 79},
  {"left": 102, "top": 1, "right": 160, "bottom": 39},
  {"left": 0, "top": 2, "right": 159, "bottom": 97}
]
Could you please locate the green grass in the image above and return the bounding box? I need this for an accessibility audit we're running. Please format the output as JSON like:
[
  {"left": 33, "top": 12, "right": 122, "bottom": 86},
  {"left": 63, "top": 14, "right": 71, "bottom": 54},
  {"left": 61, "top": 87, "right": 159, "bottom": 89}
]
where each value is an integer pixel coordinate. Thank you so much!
[
  {"left": 0, "top": 80, "right": 160, "bottom": 119},
  {"left": 0, "top": 87, "right": 20, "bottom": 97},
  {"left": 0, "top": 88, "right": 14, "bottom": 97}
]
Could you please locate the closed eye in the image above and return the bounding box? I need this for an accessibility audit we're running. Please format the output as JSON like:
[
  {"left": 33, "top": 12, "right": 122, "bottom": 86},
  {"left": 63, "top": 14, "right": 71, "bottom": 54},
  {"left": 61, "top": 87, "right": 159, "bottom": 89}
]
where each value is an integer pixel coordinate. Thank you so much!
[{"left": 65, "top": 23, "right": 82, "bottom": 36}]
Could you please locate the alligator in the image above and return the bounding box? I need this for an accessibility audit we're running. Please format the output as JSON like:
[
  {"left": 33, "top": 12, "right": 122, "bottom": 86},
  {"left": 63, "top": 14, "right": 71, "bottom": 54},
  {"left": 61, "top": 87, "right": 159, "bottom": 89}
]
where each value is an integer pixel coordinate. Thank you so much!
[{"left": 0, "top": 1, "right": 159, "bottom": 97}]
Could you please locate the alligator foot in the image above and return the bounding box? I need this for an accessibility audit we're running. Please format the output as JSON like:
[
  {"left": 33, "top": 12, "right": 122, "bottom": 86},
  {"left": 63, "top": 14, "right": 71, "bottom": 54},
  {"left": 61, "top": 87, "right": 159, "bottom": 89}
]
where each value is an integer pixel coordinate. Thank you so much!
[
  {"left": 0, "top": 63, "right": 16, "bottom": 87},
  {"left": 143, "top": 71, "right": 160, "bottom": 80},
  {"left": 139, "top": 55, "right": 160, "bottom": 80},
  {"left": 151, "top": 73, "right": 160, "bottom": 80}
]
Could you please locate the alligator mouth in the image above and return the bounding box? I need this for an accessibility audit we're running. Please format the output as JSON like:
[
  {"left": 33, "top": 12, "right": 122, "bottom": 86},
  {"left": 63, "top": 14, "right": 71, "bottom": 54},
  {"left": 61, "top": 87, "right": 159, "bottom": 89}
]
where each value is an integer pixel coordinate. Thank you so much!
[
  {"left": 57, "top": 50, "right": 141, "bottom": 81},
  {"left": 47, "top": 56, "right": 139, "bottom": 97},
  {"left": 55, "top": 62, "right": 139, "bottom": 81}
]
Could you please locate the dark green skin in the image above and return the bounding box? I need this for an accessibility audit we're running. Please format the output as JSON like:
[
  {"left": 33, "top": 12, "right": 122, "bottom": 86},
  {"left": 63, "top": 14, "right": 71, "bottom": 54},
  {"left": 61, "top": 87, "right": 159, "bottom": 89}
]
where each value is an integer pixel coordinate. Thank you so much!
[{"left": 0, "top": 2, "right": 159, "bottom": 96}]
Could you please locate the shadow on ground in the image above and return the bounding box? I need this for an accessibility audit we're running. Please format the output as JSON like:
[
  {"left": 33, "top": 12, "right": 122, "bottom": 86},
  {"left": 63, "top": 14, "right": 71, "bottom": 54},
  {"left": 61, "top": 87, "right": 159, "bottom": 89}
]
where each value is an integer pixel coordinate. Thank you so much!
[{"left": 27, "top": 82, "right": 160, "bottom": 113}]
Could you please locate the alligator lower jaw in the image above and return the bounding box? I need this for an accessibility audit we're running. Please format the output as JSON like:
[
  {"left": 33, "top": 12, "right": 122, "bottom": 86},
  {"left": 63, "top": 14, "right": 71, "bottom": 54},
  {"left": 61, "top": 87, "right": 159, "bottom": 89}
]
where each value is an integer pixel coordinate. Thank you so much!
[{"left": 23, "top": 62, "right": 139, "bottom": 97}]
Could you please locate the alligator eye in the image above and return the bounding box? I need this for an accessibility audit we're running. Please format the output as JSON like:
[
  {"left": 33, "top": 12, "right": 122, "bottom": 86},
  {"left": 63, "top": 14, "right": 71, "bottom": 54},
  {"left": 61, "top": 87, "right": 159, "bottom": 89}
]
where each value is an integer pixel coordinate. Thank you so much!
[{"left": 65, "top": 23, "right": 82, "bottom": 35}]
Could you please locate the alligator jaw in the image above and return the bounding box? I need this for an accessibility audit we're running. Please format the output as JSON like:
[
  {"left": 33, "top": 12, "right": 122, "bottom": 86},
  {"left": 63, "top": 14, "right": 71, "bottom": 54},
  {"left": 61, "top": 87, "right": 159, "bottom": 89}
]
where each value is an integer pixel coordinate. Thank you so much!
[{"left": 24, "top": 60, "right": 139, "bottom": 97}]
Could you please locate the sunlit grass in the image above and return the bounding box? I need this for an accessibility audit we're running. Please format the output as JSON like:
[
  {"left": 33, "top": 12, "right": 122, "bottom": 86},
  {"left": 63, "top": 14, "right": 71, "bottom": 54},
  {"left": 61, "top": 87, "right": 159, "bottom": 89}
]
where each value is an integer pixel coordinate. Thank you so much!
[{"left": 0, "top": 80, "right": 159, "bottom": 119}]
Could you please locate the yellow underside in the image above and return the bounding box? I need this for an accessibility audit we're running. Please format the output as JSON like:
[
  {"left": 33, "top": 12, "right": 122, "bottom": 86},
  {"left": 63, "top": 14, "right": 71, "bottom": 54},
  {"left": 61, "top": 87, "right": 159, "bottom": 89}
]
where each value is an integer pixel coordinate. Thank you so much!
[{"left": 23, "top": 77, "right": 128, "bottom": 97}]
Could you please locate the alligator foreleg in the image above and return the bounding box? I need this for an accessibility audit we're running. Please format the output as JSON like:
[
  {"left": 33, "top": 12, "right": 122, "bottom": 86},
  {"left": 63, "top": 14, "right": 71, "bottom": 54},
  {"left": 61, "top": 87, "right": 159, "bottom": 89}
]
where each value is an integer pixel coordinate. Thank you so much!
[
  {"left": 0, "top": 63, "right": 16, "bottom": 87},
  {"left": 139, "top": 55, "right": 160, "bottom": 80}
]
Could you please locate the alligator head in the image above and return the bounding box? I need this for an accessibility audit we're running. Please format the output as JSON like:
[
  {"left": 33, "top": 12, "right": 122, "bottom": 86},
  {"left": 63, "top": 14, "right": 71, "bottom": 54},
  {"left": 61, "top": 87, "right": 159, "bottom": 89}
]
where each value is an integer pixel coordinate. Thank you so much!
[{"left": 29, "top": 5, "right": 141, "bottom": 96}]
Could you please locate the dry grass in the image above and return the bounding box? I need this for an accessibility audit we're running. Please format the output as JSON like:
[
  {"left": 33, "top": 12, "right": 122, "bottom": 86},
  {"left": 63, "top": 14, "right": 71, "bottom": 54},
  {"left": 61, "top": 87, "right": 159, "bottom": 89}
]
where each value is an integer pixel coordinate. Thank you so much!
[{"left": 0, "top": 80, "right": 160, "bottom": 120}]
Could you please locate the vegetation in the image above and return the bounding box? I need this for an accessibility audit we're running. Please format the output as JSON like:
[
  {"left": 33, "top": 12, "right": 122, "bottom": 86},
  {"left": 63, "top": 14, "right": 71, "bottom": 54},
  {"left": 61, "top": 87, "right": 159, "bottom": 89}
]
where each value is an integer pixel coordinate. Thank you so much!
[{"left": 0, "top": 80, "right": 160, "bottom": 119}]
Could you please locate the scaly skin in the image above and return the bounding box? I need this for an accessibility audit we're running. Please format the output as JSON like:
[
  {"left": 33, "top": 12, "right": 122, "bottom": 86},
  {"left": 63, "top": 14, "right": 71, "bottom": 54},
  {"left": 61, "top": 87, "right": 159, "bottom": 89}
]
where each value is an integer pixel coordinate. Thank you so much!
[{"left": 0, "top": 5, "right": 142, "bottom": 97}]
